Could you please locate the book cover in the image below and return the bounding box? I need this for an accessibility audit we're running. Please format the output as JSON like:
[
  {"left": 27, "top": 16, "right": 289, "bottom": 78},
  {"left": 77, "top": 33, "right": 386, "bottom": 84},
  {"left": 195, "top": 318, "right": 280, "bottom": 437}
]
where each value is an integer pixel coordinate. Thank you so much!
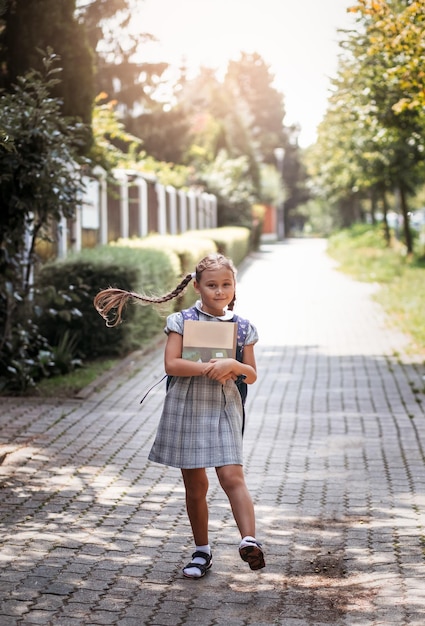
[{"left": 182, "top": 320, "right": 237, "bottom": 362}]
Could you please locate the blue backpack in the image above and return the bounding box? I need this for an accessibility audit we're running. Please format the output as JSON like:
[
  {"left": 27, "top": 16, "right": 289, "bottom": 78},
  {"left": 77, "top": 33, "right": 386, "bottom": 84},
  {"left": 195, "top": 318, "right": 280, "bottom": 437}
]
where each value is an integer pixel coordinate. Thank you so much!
[{"left": 141, "top": 306, "right": 250, "bottom": 434}]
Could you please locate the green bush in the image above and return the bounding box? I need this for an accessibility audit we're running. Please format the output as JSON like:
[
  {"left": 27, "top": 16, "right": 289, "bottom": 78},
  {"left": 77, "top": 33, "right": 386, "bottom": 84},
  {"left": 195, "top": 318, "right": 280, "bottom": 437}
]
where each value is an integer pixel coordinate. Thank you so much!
[
  {"left": 35, "top": 228, "right": 251, "bottom": 366},
  {"left": 328, "top": 224, "right": 405, "bottom": 283},
  {"left": 24, "top": 228, "right": 253, "bottom": 393},
  {"left": 114, "top": 234, "right": 217, "bottom": 309},
  {"left": 36, "top": 245, "right": 180, "bottom": 359},
  {"left": 0, "top": 54, "right": 87, "bottom": 394},
  {"left": 329, "top": 223, "right": 389, "bottom": 251},
  {"left": 186, "top": 227, "right": 251, "bottom": 266},
  {"left": 328, "top": 224, "right": 425, "bottom": 356}
]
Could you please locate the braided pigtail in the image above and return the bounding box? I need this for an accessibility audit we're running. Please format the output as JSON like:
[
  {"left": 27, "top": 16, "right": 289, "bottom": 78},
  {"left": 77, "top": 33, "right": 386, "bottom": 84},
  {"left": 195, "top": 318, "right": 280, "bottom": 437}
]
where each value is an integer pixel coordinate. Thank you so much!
[
  {"left": 228, "top": 294, "right": 236, "bottom": 311},
  {"left": 156, "top": 273, "right": 194, "bottom": 304},
  {"left": 94, "top": 273, "right": 194, "bottom": 327}
]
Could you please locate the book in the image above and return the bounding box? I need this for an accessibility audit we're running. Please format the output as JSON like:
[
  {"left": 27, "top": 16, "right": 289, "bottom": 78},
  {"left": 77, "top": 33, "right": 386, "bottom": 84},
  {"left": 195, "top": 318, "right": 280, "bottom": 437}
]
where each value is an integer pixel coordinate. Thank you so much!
[{"left": 182, "top": 320, "right": 237, "bottom": 362}]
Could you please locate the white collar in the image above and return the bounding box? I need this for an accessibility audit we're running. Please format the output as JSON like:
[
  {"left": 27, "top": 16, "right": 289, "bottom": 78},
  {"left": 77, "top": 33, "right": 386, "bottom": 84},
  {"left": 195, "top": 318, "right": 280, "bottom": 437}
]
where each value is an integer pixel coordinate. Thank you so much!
[{"left": 195, "top": 300, "right": 234, "bottom": 321}]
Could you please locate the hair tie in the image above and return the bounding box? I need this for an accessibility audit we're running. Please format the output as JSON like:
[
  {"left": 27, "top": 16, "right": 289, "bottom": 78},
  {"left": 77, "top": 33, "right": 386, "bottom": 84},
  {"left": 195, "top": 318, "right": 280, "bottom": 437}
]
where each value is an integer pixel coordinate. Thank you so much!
[{"left": 191, "top": 272, "right": 196, "bottom": 279}]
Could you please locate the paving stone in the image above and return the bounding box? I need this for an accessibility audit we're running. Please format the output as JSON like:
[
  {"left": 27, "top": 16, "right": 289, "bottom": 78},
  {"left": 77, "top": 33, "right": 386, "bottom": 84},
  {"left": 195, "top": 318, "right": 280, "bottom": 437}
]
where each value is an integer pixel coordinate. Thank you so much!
[{"left": 0, "top": 240, "right": 424, "bottom": 626}]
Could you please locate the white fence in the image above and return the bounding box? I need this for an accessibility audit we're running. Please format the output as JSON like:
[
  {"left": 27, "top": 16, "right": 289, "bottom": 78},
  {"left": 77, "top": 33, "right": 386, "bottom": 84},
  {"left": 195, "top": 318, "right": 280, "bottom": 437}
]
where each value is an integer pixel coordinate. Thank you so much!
[{"left": 58, "top": 167, "right": 218, "bottom": 257}]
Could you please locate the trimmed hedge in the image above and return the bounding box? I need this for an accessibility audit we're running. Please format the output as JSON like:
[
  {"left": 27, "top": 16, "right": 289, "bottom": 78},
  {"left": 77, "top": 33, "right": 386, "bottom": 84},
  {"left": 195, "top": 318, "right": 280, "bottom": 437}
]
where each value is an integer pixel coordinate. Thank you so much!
[
  {"left": 36, "top": 245, "right": 180, "bottom": 358},
  {"left": 185, "top": 226, "right": 251, "bottom": 266},
  {"left": 35, "top": 227, "right": 252, "bottom": 362},
  {"left": 113, "top": 233, "right": 217, "bottom": 309}
]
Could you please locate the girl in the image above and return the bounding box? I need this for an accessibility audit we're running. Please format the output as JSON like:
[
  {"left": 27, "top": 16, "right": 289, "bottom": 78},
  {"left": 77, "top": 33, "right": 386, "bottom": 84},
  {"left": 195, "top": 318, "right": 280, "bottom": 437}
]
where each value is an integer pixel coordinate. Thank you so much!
[{"left": 94, "top": 253, "right": 265, "bottom": 578}]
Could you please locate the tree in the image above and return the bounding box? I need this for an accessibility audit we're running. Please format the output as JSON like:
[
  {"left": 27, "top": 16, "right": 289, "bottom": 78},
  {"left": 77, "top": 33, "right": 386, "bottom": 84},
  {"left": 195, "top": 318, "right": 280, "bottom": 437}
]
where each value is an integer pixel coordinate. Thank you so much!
[
  {"left": 346, "top": 0, "right": 425, "bottom": 252},
  {"left": 77, "top": 0, "right": 169, "bottom": 119},
  {"left": 0, "top": 0, "right": 94, "bottom": 131},
  {"left": 307, "top": 1, "right": 425, "bottom": 248},
  {"left": 90, "top": 92, "right": 144, "bottom": 169},
  {"left": 224, "top": 52, "right": 286, "bottom": 164},
  {"left": 174, "top": 56, "right": 289, "bottom": 210},
  {"left": 281, "top": 127, "right": 310, "bottom": 234},
  {"left": 127, "top": 107, "right": 191, "bottom": 164},
  {"left": 76, "top": 0, "right": 129, "bottom": 52},
  {"left": 175, "top": 67, "right": 255, "bottom": 165},
  {"left": 200, "top": 151, "right": 257, "bottom": 228},
  {"left": 0, "top": 53, "right": 86, "bottom": 391},
  {"left": 348, "top": 0, "right": 425, "bottom": 114}
]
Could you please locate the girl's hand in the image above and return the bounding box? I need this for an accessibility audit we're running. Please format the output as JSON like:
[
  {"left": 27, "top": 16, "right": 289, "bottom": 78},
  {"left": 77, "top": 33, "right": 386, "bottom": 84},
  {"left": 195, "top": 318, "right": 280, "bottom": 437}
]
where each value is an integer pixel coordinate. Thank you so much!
[
  {"left": 203, "top": 358, "right": 237, "bottom": 384},
  {"left": 204, "top": 344, "right": 257, "bottom": 386}
]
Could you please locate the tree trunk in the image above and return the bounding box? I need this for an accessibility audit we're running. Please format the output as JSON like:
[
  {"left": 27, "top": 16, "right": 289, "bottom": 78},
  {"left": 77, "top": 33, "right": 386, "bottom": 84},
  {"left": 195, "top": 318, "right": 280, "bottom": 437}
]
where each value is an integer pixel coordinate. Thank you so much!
[
  {"left": 399, "top": 184, "right": 413, "bottom": 254},
  {"left": 370, "top": 188, "right": 377, "bottom": 225},
  {"left": 381, "top": 189, "right": 391, "bottom": 246}
]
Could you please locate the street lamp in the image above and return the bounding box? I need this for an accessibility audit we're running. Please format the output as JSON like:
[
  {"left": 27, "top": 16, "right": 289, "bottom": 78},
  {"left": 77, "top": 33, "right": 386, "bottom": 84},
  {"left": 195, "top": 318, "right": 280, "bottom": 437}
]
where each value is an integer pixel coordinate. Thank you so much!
[{"left": 273, "top": 147, "right": 285, "bottom": 240}]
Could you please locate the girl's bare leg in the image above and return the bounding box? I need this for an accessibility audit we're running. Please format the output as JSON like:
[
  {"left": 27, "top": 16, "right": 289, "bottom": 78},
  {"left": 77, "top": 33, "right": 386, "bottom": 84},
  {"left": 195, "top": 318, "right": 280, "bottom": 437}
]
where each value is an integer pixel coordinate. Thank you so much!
[
  {"left": 215, "top": 465, "right": 255, "bottom": 538},
  {"left": 181, "top": 468, "right": 209, "bottom": 545},
  {"left": 216, "top": 464, "right": 265, "bottom": 570}
]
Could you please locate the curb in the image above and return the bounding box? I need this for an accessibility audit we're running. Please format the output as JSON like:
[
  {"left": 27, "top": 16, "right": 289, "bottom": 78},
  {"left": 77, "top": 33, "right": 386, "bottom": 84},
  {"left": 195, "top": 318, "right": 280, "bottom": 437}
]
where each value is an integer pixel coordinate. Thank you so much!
[{"left": 74, "top": 334, "right": 166, "bottom": 400}]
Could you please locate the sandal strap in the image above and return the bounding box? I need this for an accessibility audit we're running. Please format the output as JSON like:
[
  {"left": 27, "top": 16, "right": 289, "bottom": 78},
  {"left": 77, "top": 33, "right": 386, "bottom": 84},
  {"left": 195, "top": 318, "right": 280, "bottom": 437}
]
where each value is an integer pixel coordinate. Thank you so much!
[
  {"left": 191, "top": 550, "right": 212, "bottom": 562},
  {"left": 183, "top": 551, "right": 212, "bottom": 576}
]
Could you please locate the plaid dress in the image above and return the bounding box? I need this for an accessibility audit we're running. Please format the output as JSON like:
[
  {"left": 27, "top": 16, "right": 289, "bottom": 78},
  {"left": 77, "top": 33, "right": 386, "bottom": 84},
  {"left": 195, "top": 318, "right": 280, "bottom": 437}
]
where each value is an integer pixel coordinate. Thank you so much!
[{"left": 148, "top": 303, "right": 258, "bottom": 469}]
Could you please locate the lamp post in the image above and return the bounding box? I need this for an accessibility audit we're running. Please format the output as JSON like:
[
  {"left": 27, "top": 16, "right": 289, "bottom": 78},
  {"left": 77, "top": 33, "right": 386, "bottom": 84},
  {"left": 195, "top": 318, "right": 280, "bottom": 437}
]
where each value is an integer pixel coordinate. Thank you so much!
[{"left": 274, "top": 147, "right": 285, "bottom": 240}]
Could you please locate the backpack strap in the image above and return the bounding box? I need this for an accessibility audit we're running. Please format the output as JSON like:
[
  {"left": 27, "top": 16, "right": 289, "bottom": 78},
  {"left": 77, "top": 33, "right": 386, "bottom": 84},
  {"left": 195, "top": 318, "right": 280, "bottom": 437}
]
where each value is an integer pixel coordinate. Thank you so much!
[
  {"left": 140, "top": 374, "right": 167, "bottom": 405},
  {"left": 231, "top": 313, "right": 249, "bottom": 359},
  {"left": 231, "top": 313, "right": 249, "bottom": 435},
  {"left": 181, "top": 306, "right": 199, "bottom": 321}
]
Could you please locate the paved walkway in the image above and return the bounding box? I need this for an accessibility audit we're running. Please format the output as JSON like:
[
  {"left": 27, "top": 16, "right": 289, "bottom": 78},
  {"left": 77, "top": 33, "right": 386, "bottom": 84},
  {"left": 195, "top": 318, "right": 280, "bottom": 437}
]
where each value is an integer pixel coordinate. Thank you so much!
[{"left": 0, "top": 239, "right": 424, "bottom": 626}]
